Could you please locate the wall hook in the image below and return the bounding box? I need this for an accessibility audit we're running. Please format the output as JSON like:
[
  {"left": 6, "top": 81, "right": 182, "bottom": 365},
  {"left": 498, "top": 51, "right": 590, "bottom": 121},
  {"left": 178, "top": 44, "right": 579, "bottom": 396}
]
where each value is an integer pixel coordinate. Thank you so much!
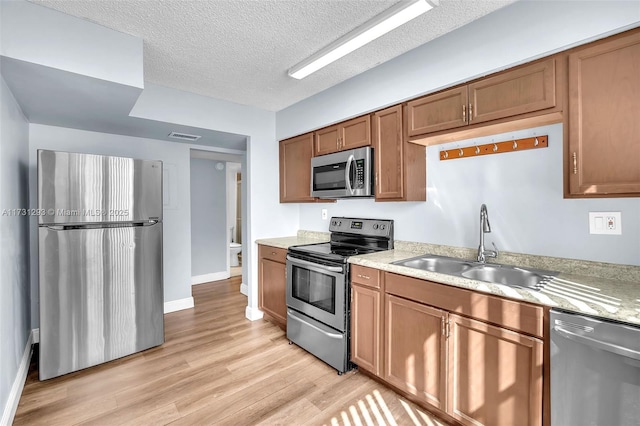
[
  {"left": 493, "top": 143, "right": 498, "bottom": 152},
  {"left": 458, "top": 148, "right": 464, "bottom": 157},
  {"left": 475, "top": 146, "right": 480, "bottom": 155},
  {"left": 513, "top": 140, "right": 518, "bottom": 149},
  {"left": 534, "top": 137, "right": 539, "bottom": 146}
]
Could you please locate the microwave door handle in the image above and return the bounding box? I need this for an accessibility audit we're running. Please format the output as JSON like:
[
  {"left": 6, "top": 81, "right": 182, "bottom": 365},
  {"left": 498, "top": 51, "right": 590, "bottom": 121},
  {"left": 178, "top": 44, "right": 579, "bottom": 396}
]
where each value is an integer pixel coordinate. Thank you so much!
[{"left": 345, "top": 154, "right": 355, "bottom": 195}]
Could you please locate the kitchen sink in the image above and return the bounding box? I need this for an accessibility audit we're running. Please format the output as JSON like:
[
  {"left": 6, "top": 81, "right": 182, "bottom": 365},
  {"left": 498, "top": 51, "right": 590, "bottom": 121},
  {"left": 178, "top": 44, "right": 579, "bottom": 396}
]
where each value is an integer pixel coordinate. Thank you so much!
[
  {"left": 394, "top": 255, "right": 474, "bottom": 274},
  {"left": 392, "top": 254, "right": 557, "bottom": 291},
  {"left": 461, "top": 264, "right": 555, "bottom": 290}
]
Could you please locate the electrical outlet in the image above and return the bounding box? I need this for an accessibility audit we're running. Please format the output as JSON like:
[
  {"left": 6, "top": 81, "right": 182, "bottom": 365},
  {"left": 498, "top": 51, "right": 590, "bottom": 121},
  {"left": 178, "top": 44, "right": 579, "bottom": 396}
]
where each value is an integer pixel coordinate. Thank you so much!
[
  {"left": 589, "top": 212, "right": 621, "bottom": 235},
  {"left": 321, "top": 209, "right": 328, "bottom": 220}
]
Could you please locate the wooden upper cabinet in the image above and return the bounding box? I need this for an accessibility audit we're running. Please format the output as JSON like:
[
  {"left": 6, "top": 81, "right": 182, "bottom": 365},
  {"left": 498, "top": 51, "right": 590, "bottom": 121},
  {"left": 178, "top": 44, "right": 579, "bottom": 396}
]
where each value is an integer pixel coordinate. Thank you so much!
[
  {"left": 447, "top": 314, "right": 543, "bottom": 426},
  {"left": 568, "top": 30, "right": 640, "bottom": 196},
  {"left": 407, "top": 58, "right": 558, "bottom": 139},
  {"left": 469, "top": 58, "right": 556, "bottom": 124},
  {"left": 279, "top": 133, "right": 315, "bottom": 203},
  {"left": 407, "top": 86, "right": 469, "bottom": 136},
  {"left": 385, "top": 294, "right": 447, "bottom": 410},
  {"left": 373, "top": 105, "right": 426, "bottom": 201},
  {"left": 374, "top": 105, "right": 404, "bottom": 199},
  {"left": 314, "top": 115, "right": 371, "bottom": 156}
]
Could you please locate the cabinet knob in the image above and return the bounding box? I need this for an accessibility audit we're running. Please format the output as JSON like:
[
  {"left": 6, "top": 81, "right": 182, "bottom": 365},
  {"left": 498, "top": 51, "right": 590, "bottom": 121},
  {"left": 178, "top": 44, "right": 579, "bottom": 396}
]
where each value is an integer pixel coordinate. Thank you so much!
[
  {"left": 462, "top": 104, "right": 466, "bottom": 122},
  {"left": 357, "top": 274, "right": 370, "bottom": 279},
  {"left": 271, "top": 252, "right": 276, "bottom": 256},
  {"left": 468, "top": 103, "right": 473, "bottom": 122}
]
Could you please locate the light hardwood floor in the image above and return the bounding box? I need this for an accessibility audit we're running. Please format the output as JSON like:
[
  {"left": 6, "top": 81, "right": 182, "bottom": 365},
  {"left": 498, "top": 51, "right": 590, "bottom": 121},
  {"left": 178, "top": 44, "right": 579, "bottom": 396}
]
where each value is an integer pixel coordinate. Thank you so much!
[{"left": 14, "top": 277, "right": 449, "bottom": 425}]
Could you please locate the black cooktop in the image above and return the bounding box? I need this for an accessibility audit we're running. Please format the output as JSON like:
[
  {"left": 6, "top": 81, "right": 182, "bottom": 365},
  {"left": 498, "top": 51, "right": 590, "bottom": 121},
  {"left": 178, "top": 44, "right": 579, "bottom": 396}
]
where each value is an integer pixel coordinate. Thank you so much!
[{"left": 288, "top": 242, "right": 381, "bottom": 262}]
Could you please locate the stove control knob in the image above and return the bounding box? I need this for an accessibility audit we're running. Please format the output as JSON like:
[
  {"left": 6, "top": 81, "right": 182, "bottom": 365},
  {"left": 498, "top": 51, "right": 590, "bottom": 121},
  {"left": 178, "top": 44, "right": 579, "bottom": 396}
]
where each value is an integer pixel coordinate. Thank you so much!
[
  {"left": 380, "top": 224, "right": 386, "bottom": 230},
  {"left": 331, "top": 220, "right": 336, "bottom": 226},
  {"left": 373, "top": 223, "right": 379, "bottom": 230},
  {"left": 338, "top": 221, "right": 342, "bottom": 226}
]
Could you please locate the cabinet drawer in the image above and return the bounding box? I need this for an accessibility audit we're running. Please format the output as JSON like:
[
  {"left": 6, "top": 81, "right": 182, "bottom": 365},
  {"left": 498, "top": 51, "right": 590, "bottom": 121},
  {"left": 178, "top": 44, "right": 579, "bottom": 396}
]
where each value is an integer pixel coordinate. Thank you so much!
[
  {"left": 351, "top": 265, "right": 380, "bottom": 288},
  {"left": 385, "top": 272, "right": 544, "bottom": 338},
  {"left": 258, "top": 245, "right": 287, "bottom": 264}
]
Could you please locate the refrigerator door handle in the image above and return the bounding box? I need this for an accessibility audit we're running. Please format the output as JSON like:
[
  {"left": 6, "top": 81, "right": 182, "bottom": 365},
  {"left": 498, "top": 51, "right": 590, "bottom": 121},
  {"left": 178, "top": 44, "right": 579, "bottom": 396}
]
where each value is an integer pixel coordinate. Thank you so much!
[{"left": 44, "top": 220, "right": 159, "bottom": 231}]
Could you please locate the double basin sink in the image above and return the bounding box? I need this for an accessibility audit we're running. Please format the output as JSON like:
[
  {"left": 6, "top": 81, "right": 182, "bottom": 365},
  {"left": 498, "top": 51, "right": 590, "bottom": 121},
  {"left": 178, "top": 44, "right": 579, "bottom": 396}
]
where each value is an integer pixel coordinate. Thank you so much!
[{"left": 392, "top": 254, "right": 557, "bottom": 291}]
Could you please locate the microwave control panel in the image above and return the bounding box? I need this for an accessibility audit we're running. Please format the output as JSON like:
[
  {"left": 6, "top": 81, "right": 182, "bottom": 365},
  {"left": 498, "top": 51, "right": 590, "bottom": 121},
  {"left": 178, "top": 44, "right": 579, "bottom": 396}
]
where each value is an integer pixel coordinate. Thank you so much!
[{"left": 354, "top": 159, "right": 365, "bottom": 189}]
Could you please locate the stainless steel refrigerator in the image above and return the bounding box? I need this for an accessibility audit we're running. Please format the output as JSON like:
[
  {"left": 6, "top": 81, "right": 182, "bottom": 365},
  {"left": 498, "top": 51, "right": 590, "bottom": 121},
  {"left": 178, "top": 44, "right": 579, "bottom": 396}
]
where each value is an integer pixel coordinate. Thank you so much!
[{"left": 38, "top": 150, "right": 164, "bottom": 380}]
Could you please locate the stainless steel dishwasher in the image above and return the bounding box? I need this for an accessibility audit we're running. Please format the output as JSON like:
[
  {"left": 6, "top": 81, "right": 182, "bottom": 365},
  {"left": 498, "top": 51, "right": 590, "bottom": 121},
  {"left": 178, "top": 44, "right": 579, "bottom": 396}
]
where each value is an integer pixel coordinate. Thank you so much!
[{"left": 550, "top": 309, "right": 640, "bottom": 426}]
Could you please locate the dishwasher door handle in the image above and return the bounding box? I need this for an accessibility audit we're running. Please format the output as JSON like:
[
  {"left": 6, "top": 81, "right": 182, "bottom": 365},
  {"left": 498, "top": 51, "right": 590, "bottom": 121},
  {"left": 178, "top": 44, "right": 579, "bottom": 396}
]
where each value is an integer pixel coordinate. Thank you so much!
[{"left": 554, "top": 326, "right": 640, "bottom": 361}]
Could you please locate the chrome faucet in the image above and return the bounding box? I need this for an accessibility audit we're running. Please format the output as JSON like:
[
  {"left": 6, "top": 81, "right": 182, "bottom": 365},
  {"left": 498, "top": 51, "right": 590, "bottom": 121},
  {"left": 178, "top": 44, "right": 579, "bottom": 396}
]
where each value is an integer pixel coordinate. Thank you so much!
[{"left": 477, "top": 204, "right": 498, "bottom": 263}]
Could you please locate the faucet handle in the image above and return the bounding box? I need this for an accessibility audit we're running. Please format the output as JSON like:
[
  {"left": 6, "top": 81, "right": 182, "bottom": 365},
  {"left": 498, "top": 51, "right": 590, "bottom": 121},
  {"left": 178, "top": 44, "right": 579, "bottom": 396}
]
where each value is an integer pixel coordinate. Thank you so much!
[{"left": 490, "top": 242, "right": 499, "bottom": 258}]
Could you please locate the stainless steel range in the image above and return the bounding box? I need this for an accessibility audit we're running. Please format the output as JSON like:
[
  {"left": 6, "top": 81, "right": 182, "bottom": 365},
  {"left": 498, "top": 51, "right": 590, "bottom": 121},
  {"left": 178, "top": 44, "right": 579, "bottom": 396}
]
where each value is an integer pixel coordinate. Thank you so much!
[{"left": 286, "top": 217, "right": 394, "bottom": 374}]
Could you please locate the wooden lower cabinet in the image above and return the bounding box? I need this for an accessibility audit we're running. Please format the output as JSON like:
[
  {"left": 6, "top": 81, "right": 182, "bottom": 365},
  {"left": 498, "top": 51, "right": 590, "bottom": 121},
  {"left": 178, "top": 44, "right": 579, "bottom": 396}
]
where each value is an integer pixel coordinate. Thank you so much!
[
  {"left": 447, "top": 314, "right": 543, "bottom": 426},
  {"left": 384, "top": 294, "right": 447, "bottom": 410},
  {"left": 350, "top": 270, "right": 546, "bottom": 425},
  {"left": 351, "top": 284, "right": 381, "bottom": 375},
  {"left": 258, "top": 245, "right": 287, "bottom": 325}
]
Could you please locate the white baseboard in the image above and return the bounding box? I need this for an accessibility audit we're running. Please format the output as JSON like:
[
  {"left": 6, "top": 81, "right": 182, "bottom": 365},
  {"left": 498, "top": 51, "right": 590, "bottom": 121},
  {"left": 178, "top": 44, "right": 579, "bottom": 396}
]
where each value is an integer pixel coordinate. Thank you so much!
[
  {"left": 240, "top": 283, "right": 248, "bottom": 296},
  {"left": 245, "top": 305, "right": 264, "bottom": 321},
  {"left": 32, "top": 328, "right": 40, "bottom": 344},
  {"left": 164, "top": 297, "right": 194, "bottom": 313},
  {"left": 1, "top": 331, "right": 34, "bottom": 426},
  {"left": 191, "top": 271, "right": 229, "bottom": 285}
]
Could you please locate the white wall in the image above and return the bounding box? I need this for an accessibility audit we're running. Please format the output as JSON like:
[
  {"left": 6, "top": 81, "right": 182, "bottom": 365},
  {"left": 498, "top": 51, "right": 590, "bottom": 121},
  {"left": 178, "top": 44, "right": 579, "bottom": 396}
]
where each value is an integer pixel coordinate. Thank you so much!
[
  {"left": 278, "top": 1, "right": 640, "bottom": 267},
  {"left": 0, "top": 76, "right": 31, "bottom": 424},
  {"left": 190, "top": 158, "right": 228, "bottom": 276},
  {"left": 300, "top": 124, "right": 640, "bottom": 265},
  {"left": 0, "top": 0, "right": 143, "bottom": 89},
  {"left": 130, "top": 83, "right": 299, "bottom": 319}
]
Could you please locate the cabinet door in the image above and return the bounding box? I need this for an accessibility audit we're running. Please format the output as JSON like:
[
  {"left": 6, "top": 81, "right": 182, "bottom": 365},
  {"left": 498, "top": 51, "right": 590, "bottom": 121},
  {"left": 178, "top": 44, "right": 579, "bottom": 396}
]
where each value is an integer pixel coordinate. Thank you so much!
[
  {"left": 568, "top": 31, "right": 640, "bottom": 195},
  {"left": 315, "top": 125, "right": 340, "bottom": 156},
  {"left": 407, "top": 86, "right": 468, "bottom": 136},
  {"left": 384, "top": 294, "right": 447, "bottom": 410},
  {"left": 447, "top": 314, "right": 543, "bottom": 426},
  {"left": 469, "top": 58, "right": 556, "bottom": 125},
  {"left": 373, "top": 105, "right": 404, "bottom": 200},
  {"left": 279, "top": 133, "right": 316, "bottom": 203},
  {"left": 341, "top": 115, "right": 371, "bottom": 150},
  {"left": 258, "top": 257, "right": 287, "bottom": 325},
  {"left": 351, "top": 284, "right": 381, "bottom": 375}
]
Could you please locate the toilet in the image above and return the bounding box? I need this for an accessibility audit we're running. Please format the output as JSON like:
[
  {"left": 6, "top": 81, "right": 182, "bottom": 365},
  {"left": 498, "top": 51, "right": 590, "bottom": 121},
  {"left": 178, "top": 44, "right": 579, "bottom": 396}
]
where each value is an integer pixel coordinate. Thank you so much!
[{"left": 229, "top": 226, "right": 242, "bottom": 267}]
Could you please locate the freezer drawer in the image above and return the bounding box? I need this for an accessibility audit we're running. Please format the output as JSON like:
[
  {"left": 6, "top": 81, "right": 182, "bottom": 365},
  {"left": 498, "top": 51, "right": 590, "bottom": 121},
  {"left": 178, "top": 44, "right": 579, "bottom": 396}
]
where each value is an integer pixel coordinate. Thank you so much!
[
  {"left": 38, "top": 150, "right": 163, "bottom": 225},
  {"left": 39, "top": 223, "right": 164, "bottom": 380}
]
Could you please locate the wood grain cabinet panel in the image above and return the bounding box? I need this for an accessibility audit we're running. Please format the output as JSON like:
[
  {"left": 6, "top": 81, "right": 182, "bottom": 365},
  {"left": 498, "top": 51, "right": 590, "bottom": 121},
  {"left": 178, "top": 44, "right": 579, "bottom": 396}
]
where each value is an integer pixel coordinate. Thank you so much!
[
  {"left": 407, "top": 58, "right": 557, "bottom": 139},
  {"left": 384, "top": 294, "right": 447, "bottom": 410},
  {"left": 258, "top": 245, "right": 287, "bottom": 325},
  {"left": 314, "top": 115, "right": 371, "bottom": 156},
  {"left": 447, "top": 314, "right": 543, "bottom": 426},
  {"left": 407, "top": 86, "right": 469, "bottom": 136},
  {"left": 373, "top": 105, "right": 426, "bottom": 201},
  {"left": 351, "top": 284, "right": 381, "bottom": 375},
  {"left": 469, "top": 58, "right": 556, "bottom": 124},
  {"left": 568, "top": 30, "right": 640, "bottom": 196},
  {"left": 279, "top": 133, "right": 316, "bottom": 203}
]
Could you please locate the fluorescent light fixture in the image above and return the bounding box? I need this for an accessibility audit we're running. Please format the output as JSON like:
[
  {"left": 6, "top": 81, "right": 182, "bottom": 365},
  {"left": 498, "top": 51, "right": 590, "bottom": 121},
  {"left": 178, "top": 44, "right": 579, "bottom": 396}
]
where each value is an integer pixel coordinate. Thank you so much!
[{"left": 288, "top": 0, "right": 438, "bottom": 80}]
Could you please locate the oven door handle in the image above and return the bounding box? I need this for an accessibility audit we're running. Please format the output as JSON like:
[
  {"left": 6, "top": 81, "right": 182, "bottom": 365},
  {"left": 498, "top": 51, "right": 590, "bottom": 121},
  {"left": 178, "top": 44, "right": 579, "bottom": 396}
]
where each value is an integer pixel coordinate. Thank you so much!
[
  {"left": 345, "top": 154, "right": 355, "bottom": 196},
  {"left": 286, "top": 255, "right": 344, "bottom": 273},
  {"left": 288, "top": 309, "right": 344, "bottom": 339}
]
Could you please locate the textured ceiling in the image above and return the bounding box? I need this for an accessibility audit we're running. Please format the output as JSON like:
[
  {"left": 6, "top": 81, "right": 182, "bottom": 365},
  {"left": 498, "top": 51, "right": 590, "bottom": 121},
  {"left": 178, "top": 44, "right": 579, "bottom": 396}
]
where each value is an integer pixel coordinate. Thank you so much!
[{"left": 29, "top": 0, "right": 517, "bottom": 111}]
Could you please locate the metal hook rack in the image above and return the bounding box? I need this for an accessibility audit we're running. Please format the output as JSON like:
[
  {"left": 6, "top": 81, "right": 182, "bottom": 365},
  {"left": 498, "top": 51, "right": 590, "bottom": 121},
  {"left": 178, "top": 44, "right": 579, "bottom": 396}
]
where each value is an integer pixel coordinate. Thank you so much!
[{"left": 439, "top": 135, "right": 548, "bottom": 161}]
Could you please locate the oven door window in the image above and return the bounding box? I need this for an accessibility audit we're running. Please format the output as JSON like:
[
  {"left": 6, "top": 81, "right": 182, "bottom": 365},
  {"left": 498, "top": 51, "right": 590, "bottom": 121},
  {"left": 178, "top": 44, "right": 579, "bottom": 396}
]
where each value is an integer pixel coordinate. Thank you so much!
[
  {"left": 312, "top": 163, "right": 347, "bottom": 192},
  {"left": 290, "top": 265, "right": 336, "bottom": 314}
]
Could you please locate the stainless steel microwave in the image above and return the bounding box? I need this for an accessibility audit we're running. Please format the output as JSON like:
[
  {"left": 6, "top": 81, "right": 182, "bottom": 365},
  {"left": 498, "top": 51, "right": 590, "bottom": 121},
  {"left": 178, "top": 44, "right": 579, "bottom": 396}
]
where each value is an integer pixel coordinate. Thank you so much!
[{"left": 311, "top": 146, "right": 373, "bottom": 198}]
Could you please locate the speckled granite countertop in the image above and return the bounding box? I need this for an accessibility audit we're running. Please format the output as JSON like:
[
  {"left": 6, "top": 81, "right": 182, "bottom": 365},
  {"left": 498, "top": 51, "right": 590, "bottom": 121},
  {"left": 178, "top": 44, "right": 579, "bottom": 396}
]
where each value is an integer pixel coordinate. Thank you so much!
[
  {"left": 255, "top": 231, "right": 329, "bottom": 250},
  {"left": 350, "top": 241, "right": 640, "bottom": 327},
  {"left": 255, "top": 232, "right": 640, "bottom": 326}
]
